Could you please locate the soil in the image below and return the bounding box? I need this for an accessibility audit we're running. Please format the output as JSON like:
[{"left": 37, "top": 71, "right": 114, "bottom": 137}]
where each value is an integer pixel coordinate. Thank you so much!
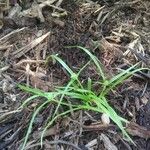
[{"left": 0, "top": 0, "right": 150, "bottom": 149}]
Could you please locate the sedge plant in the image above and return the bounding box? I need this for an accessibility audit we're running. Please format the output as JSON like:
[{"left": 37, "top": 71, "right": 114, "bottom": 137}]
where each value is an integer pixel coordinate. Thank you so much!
[{"left": 18, "top": 46, "right": 146, "bottom": 150}]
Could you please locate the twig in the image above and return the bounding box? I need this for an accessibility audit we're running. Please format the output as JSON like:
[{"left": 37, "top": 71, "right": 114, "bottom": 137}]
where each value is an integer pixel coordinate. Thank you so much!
[
  {"left": 11, "top": 32, "right": 50, "bottom": 59},
  {"left": 0, "top": 27, "right": 27, "bottom": 45},
  {"left": 25, "top": 140, "right": 82, "bottom": 150},
  {"left": 13, "top": 60, "right": 45, "bottom": 68}
]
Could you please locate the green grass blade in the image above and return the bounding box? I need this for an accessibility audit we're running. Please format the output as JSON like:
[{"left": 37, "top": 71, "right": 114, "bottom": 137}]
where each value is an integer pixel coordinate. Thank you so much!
[
  {"left": 21, "top": 100, "right": 50, "bottom": 150},
  {"left": 106, "top": 64, "right": 139, "bottom": 85},
  {"left": 87, "top": 78, "right": 92, "bottom": 91},
  {"left": 52, "top": 79, "right": 75, "bottom": 118},
  {"left": 18, "top": 84, "right": 48, "bottom": 98},
  {"left": 77, "top": 61, "right": 91, "bottom": 76},
  {"left": 77, "top": 46, "right": 105, "bottom": 80},
  {"left": 65, "top": 46, "right": 105, "bottom": 81},
  {"left": 51, "top": 55, "right": 75, "bottom": 77},
  {"left": 19, "top": 46, "right": 146, "bottom": 146},
  {"left": 18, "top": 95, "right": 39, "bottom": 109},
  {"left": 40, "top": 107, "right": 81, "bottom": 147},
  {"left": 102, "top": 67, "right": 147, "bottom": 95}
]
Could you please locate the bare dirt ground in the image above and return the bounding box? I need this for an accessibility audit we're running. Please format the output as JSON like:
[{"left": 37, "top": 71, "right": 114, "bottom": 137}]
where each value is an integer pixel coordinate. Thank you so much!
[{"left": 0, "top": 0, "right": 150, "bottom": 149}]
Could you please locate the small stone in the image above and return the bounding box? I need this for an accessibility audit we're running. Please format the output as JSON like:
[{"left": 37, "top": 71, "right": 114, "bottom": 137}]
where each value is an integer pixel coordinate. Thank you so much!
[{"left": 101, "top": 113, "right": 110, "bottom": 125}]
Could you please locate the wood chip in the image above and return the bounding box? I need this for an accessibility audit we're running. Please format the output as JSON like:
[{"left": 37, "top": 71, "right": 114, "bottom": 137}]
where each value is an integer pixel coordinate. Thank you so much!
[
  {"left": 126, "top": 122, "right": 150, "bottom": 139},
  {"left": 11, "top": 32, "right": 50, "bottom": 59},
  {"left": 100, "top": 133, "right": 118, "bottom": 150}
]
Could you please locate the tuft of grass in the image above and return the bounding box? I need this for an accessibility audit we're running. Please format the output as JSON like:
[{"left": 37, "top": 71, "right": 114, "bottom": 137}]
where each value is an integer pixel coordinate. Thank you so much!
[{"left": 18, "top": 46, "right": 147, "bottom": 150}]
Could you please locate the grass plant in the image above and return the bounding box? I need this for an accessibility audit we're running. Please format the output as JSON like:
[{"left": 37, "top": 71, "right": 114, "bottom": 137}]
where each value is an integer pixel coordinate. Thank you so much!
[{"left": 18, "top": 46, "right": 146, "bottom": 149}]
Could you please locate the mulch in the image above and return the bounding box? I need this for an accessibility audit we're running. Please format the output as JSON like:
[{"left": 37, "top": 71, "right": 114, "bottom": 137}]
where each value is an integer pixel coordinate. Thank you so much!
[{"left": 0, "top": 0, "right": 150, "bottom": 149}]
